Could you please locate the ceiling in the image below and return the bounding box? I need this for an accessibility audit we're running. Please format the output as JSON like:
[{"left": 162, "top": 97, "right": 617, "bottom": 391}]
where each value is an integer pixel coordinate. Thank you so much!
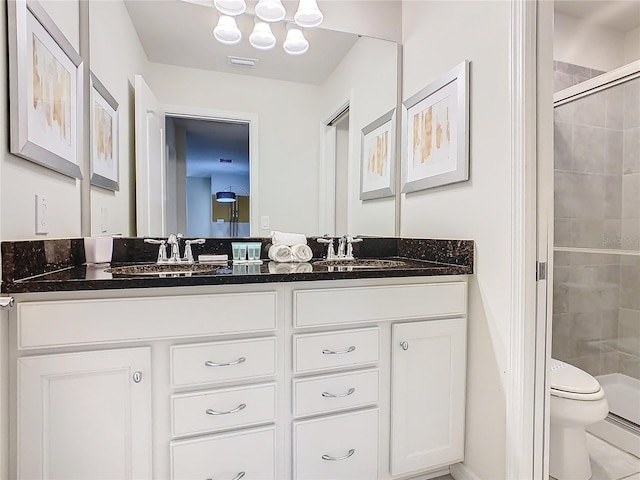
[
  {"left": 554, "top": 0, "right": 640, "bottom": 32},
  {"left": 123, "top": 0, "right": 359, "bottom": 85}
]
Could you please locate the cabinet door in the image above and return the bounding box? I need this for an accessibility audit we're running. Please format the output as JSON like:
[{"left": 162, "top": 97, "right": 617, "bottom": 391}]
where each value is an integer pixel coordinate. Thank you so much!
[
  {"left": 391, "top": 318, "right": 466, "bottom": 475},
  {"left": 17, "top": 347, "right": 152, "bottom": 479}
]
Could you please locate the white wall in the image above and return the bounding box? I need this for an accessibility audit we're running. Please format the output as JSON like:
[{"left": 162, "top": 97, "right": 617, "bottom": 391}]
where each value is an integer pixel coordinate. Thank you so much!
[
  {"left": 145, "top": 63, "right": 323, "bottom": 236},
  {"left": 554, "top": 12, "right": 628, "bottom": 71},
  {"left": 625, "top": 27, "right": 640, "bottom": 64},
  {"left": 89, "top": 0, "right": 149, "bottom": 236},
  {"left": 402, "top": 1, "right": 511, "bottom": 478},
  {"left": 321, "top": 36, "right": 398, "bottom": 237},
  {"left": 319, "top": 0, "right": 402, "bottom": 42},
  {"left": 1, "top": 0, "right": 82, "bottom": 240}
]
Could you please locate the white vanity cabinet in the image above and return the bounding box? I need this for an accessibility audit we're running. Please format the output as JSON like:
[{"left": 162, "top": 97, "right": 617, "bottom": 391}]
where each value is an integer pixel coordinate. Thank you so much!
[
  {"left": 291, "top": 280, "right": 468, "bottom": 480},
  {"left": 16, "top": 347, "right": 152, "bottom": 479},
  {"left": 7, "top": 277, "right": 468, "bottom": 480}
]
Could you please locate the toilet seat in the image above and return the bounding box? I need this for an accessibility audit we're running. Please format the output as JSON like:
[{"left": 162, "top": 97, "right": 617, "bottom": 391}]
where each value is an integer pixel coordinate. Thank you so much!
[{"left": 549, "top": 359, "right": 605, "bottom": 401}]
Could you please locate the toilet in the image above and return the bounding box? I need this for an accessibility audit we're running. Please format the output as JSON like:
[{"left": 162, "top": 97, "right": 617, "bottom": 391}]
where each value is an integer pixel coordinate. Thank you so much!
[{"left": 549, "top": 359, "right": 609, "bottom": 480}]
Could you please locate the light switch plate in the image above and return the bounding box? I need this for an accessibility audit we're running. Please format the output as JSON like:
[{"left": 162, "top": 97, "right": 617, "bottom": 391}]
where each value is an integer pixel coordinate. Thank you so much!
[
  {"left": 261, "top": 216, "right": 270, "bottom": 229},
  {"left": 35, "top": 195, "right": 48, "bottom": 235}
]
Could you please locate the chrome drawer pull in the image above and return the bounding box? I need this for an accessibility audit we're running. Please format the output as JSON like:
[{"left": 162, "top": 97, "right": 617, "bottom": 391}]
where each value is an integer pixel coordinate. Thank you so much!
[
  {"left": 322, "top": 346, "right": 356, "bottom": 355},
  {"left": 205, "top": 357, "right": 246, "bottom": 367},
  {"left": 322, "top": 388, "right": 355, "bottom": 398},
  {"left": 0, "top": 297, "right": 14, "bottom": 309},
  {"left": 322, "top": 449, "right": 355, "bottom": 461},
  {"left": 206, "top": 472, "right": 245, "bottom": 480},
  {"left": 205, "top": 404, "right": 246, "bottom": 416}
]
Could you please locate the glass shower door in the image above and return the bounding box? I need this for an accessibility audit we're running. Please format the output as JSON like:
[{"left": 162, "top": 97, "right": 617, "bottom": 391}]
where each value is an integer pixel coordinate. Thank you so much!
[{"left": 552, "top": 63, "right": 640, "bottom": 437}]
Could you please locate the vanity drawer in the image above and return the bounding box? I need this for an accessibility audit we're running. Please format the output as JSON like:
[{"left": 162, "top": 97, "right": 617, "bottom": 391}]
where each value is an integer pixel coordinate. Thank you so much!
[
  {"left": 171, "top": 337, "right": 276, "bottom": 388},
  {"left": 293, "top": 328, "right": 379, "bottom": 374},
  {"left": 293, "top": 369, "right": 379, "bottom": 418},
  {"left": 293, "top": 282, "right": 466, "bottom": 327},
  {"left": 293, "top": 409, "right": 378, "bottom": 480},
  {"left": 171, "top": 425, "right": 275, "bottom": 479},
  {"left": 17, "top": 292, "right": 277, "bottom": 349},
  {"left": 172, "top": 383, "right": 276, "bottom": 437}
]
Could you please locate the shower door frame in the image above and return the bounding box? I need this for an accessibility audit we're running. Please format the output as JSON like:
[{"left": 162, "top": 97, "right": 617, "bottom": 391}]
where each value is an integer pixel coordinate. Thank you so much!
[{"left": 552, "top": 59, "right": 640, "bottom": 456}]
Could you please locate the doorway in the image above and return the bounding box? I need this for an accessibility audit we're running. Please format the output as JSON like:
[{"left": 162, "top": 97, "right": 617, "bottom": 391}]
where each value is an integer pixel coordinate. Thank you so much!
[
  {"left": 165, "top": 116, "right": 250, "bottom": 238},
  {"left": 321, "top": 104, "right": 350, "bottom": 236}
]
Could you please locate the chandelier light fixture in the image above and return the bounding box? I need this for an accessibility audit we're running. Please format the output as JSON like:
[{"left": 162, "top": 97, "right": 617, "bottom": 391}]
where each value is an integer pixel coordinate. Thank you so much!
[
  {"left": 212, "top": 0, "right": 323, "bottom": 55},
  {"left": 249, "top": 18, "right": 277, "bottom": 50},
  {"left": 214, "top": 0, "right": 246, "bottom": 16},
  {"left": 283, "top": 23, "right": 309, "bottom": 55},
  {"left": 213, "top": 15, "right": 242, "bottom": 45}
]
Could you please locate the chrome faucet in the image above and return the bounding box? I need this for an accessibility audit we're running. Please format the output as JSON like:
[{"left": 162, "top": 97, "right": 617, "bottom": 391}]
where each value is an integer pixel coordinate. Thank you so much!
[
  {"left": 145, "top": 234, "right": 205, "bottom": 264},
  {"left": 317, "top": 234, "right": 362, "bottom": 260},
  {"left": 167, "top": 233, "right": 183, "bottom": 262}
]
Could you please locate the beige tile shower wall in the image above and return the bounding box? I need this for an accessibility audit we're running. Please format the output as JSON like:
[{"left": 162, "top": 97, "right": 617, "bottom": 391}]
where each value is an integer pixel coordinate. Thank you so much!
[
  {"left": 553, "top": 69, "right": 640, "bottom": 381},
  {"left": 553, "top": 251, "right": 621, "bottom": 376}
]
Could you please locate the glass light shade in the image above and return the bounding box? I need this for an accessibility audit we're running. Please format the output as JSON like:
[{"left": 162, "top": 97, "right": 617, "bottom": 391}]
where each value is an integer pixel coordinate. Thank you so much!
[
  {"left": 214, "top": 0, "right": 246, "bottom": 16},
  {"left": 283, "top": 25, "right": 309, "bottom": 55},
  {"left": 294, "top": 0, "right": 323, "bottom": 27},
  {"left": 249, "top": 21, "right": 276, "bottom": 50},
  {"left": 213, "top": 15, "right": 242, "bottom": 45},
  {"left": 215, "top": 191, "right": 237, "bottom": 203},
  {"left": 255, "top": 0, "right": 286, "bottom": 22}
]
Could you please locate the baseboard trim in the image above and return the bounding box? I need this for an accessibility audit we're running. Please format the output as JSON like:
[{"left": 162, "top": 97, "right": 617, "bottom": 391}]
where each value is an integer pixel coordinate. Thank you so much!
[{"left": 450, "top": 463, "right": 481, "bottom": 480}]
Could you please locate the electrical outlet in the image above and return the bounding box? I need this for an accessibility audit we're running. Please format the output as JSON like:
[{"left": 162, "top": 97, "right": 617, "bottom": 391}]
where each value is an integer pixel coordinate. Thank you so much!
[
  {"left": 100, "top": 207, "right": 108, "bottom": 233},
  {"left": 35, "top": 195, "right": 48, "bottom": 235},
  {"left": 261, "top": 216, "right": 270, "bottom": 229}
]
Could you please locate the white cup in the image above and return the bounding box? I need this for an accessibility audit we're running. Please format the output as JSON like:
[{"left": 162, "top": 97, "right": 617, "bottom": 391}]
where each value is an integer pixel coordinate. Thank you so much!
[{"left": 84, "top": 237, "right": 113, "bottom": 264}]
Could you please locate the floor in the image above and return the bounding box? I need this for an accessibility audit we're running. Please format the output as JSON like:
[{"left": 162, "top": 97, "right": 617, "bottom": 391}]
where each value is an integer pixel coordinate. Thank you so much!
[
  {"left": 584, "top": 433, "right": 640, "bottom": 480},
  {"left": 435, "top": 433, "right": 640, "bottom": 480}
]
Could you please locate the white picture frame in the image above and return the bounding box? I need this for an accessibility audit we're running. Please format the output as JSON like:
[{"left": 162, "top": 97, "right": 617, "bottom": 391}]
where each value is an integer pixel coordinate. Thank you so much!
[
  {"left": 402, "top": 60, "right": 469, "bottom": 193},
  {"left": 360, "top": 108, "right": 396, "bottom": 200},
  {"left": 90, "top": 72, "right": 119, "bottom": 191},
  {"left": 7, "top": 0, "right": 83, "bottom": 179}
]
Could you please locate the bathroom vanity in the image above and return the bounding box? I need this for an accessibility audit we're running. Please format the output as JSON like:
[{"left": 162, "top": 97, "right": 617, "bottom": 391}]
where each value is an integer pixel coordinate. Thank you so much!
[{"left": 1, "top": 237, "right": 473, "bottom": 480}]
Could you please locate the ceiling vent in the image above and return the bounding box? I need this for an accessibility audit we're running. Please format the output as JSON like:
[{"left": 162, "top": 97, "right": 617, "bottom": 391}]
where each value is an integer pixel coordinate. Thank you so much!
[{"left": 227, "top": 56, "right": 258, "bottom": 67}]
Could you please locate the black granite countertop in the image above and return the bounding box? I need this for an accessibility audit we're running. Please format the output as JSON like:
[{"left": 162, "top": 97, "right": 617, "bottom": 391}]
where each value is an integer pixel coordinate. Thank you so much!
[{"left": 1, "top": 237, "right": 474, "bottom": 294}]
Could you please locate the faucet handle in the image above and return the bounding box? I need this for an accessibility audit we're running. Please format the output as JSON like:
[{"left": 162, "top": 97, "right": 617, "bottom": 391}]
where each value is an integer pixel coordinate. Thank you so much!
[
  {"left": 316, "top": 236, "right": 336, "bottom": 259},
  {"left": 144, "top": 238, "right": 167, "bottom": 263},
  {"left": 183, "top": 239, "right": 206, "bottom": 263},
  {"left": 348, "top": 235, "right": 363, "bottom": 244}
]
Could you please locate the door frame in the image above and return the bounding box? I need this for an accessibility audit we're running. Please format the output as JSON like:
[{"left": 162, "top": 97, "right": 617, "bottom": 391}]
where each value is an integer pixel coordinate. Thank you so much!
[
  {"left": 163, "top": 105, "right": 260, "bottom": 236},
  {"left": 319, "top": 101, "right": 350, "bottom": 236},
  {"left": 505, "top": 1, "right": 553, "bottom": 479}
]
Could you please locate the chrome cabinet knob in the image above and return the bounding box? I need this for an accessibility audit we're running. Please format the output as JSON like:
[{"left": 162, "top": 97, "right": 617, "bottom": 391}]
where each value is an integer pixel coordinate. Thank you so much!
[
  {"left": 132, "top": 371, "right": 143, "bottom": 383},
  {"left": 400, "top": 341, "right": 409, "bottom": 351}
]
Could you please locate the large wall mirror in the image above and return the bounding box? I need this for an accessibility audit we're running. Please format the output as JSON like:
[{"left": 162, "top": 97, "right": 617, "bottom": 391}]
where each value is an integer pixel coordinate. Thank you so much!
[{"left": 89, "top": 0, "right": 401, "bottom": 238}]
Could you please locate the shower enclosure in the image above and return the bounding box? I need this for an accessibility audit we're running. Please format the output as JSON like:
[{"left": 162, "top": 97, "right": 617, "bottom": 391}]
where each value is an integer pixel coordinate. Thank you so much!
[{"left": 553, "top": 60, "right": 640, "bottom": 456}]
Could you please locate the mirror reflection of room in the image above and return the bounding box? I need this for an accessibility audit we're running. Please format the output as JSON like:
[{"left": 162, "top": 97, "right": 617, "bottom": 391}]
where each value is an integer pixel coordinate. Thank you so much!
[
  {"left": 165, "top": 117, "right": 250, "bottom": 238},
  {"left": 89, "top": 0, "right": 400, "bottom": 238}
]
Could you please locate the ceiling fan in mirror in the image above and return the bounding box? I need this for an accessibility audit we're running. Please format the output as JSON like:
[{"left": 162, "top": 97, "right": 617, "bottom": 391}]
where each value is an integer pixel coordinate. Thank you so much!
[{"left": 212, "top": 0, "right": 323, "bottom": 54}]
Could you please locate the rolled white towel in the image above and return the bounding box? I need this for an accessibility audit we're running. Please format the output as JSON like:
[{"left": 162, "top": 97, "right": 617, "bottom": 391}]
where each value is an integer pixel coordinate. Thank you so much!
[
  {"left": 268, "top": 245, "right": 293, "bottom": 263},
  {"left": 291, "top": 244, "right": 313, "bottom": 263},
  {"left": 271, "top": 231, "right": 307, "bottom": 247}
]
